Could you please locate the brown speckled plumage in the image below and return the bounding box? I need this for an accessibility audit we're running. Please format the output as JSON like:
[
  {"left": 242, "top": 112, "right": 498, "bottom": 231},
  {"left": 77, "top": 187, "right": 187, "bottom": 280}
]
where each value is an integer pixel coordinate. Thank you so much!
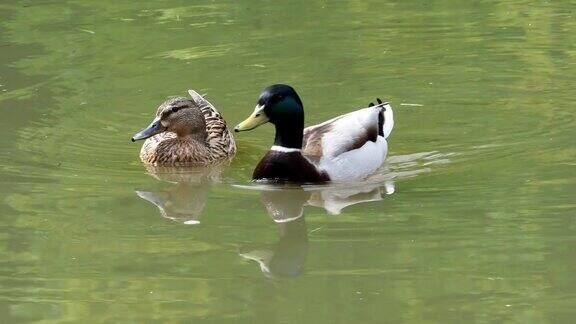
[{"left": 137, "top": 90, "right": 236, "bottom": 166}]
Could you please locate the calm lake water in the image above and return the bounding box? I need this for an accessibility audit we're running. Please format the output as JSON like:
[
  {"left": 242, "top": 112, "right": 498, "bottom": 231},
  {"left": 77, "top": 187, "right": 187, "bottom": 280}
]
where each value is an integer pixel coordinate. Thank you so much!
[{"left": 1, "top": 1, "right": 575, "bottom": 323}]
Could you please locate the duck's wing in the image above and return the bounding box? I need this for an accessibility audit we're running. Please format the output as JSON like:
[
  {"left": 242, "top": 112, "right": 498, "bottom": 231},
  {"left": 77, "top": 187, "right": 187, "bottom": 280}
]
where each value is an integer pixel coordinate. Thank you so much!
[
  {"left": 303, "top": 101, "right": 393, "bottom": 160},
  {"left": 188, "top": 90, "right": 237, "bottom": 157},
  {"left": 302, "top": 101, "right": 393, "bottom": 181}
]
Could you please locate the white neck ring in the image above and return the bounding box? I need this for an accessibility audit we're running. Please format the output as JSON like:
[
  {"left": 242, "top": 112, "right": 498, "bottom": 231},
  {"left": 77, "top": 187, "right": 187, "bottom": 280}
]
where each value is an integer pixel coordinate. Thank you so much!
[{"left": 270, "top": 145, "right": 301, "bottom": 153}]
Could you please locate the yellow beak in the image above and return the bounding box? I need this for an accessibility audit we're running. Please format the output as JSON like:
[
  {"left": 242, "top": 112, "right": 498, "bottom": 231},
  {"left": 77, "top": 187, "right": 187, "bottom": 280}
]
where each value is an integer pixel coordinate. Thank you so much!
[{"left": 234, "top": 105, "right": 269, "bottom": 132}]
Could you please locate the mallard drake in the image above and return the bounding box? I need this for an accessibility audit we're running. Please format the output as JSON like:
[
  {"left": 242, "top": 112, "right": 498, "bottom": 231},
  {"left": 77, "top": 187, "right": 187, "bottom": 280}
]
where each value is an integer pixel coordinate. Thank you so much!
[
  {"left": 234, "top": 84, "right": 394, "bottom": 183},
  {"left": 132, "top": 90, "right": 236, "bottom": 166}
]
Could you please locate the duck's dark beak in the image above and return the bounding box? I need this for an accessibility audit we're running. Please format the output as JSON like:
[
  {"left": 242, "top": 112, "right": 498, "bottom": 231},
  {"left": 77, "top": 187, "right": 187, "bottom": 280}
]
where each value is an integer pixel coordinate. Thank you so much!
[
  {"left": 131, "top": 118, "right": 166, "bottom": 142},
  {"left": 234, "top": 104, "right": 269, "bottom": 132}
]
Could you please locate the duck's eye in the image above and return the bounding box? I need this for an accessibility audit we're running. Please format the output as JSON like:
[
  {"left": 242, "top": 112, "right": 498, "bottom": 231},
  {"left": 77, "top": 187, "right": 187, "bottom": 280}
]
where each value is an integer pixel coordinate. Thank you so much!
[{"left": 171, "top": 107, "right": 181, "bottom": 113}]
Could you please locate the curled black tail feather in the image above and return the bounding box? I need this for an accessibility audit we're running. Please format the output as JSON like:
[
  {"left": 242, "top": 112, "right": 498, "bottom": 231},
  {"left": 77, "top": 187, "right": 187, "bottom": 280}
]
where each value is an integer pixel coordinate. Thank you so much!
[
  {"left": 368, "top": 98, "right": 389, "bottom": 137},
  {"left": 378, "top": 110, "right": 384, "bottom": 137}
]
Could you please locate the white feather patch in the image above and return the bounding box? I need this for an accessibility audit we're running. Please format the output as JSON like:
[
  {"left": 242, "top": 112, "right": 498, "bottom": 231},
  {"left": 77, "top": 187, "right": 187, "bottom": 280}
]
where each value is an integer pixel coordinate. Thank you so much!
[
  {"left": 271, "top": 146, "right": 301, "bottom": 153},
  {"left": 320, "top": 137, "right": 388, "bottom": 182},
  {"left": 315, "top": 107, "right": 381, "bottom": 159},
  {"left": 383, "top": 103, "right": 394, "bottom": 139}
]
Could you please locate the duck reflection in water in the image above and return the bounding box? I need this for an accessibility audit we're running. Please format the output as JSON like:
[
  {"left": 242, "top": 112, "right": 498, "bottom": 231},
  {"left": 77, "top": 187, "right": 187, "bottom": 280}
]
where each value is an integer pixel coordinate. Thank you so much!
[
  {"left": 240, "top": 180, "right": 395, "bottom": 279},
  {"left": 135, "top": 165, "right": 223, "bottom": 225},
  {"left": 240, "top": 189, "right": 310, "bottom": 279}
]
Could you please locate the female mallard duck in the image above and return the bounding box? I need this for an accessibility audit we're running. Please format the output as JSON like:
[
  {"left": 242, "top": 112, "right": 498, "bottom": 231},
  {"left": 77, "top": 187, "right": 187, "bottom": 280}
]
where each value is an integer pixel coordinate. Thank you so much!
[
  {"left": 234, "top": 84, "right": 394, "bottom": 183},
  {"left": 132, "top": 90, "right": 236, "bottom": 166}
]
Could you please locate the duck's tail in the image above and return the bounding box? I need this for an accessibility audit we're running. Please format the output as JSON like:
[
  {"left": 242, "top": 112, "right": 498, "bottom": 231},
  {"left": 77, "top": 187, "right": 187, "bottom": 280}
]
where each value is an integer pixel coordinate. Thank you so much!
[{"left": 370, "top": 98, "right": 394, "bottom": 139}]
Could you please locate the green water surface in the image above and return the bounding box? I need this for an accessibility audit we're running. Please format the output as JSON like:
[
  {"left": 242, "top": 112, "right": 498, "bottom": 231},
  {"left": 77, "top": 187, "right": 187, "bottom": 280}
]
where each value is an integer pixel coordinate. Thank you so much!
[{"left": 1, "top": 1, "right": 575, "bottom": 323}]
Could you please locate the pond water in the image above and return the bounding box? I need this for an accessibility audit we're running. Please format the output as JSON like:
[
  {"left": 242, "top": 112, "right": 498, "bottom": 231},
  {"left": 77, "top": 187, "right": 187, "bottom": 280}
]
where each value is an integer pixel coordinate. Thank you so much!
[{"left": 1, "top": 1, "right": 575, "bottom": 322}]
